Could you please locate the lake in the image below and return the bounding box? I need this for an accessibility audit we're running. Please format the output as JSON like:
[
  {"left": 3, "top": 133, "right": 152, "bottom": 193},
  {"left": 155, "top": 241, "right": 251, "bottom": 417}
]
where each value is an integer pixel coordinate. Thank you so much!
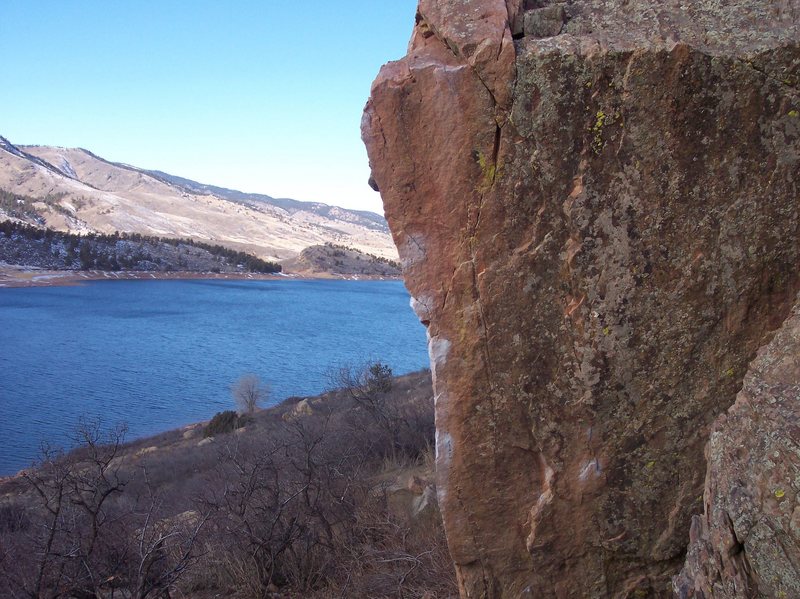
[{"left": 0, "top": 279, "right": 429, "bottom": 475}]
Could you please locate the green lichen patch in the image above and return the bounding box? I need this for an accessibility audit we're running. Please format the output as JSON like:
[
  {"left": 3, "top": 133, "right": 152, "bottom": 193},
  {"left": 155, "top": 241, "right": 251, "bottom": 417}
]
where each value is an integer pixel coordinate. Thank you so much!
[
  {"left": 589, "top": 108, "right": 622, "bottom": 155},
  {"left": 592, "top": 110, "right": 608, "bottom": 154},
  {"left": 475, "top": 150, "right": 501, "bottom": 193}
]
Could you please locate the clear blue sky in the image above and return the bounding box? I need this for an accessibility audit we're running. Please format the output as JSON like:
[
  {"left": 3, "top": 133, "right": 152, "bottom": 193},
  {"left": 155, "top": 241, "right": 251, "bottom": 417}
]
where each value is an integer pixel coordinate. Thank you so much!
[{"left": 0, "top": 1, "right": 417, "bottom": 214}]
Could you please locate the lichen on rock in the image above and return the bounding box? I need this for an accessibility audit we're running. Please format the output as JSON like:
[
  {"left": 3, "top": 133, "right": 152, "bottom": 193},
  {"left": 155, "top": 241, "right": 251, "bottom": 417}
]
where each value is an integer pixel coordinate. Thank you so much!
[
  {"left": 363, "top": 0, "right": 800, "bottom": 596},
  {"left": 675, "top": 294, "right": 800, "bottom": 599}
]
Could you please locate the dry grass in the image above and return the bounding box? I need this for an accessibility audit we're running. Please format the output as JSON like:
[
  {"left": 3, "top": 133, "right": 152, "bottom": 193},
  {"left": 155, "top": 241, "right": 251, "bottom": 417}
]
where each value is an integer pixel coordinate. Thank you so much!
[{"left": 0, "top": 369, "right": 456, "bottom": 599}]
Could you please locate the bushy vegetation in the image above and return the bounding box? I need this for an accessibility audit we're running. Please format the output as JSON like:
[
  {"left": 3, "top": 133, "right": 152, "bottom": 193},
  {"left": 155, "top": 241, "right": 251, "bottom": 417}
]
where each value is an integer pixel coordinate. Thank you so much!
[
  {"left": 0, "top": 188, "right": 69, "bottom": 225},
  {"left": 0, "top": 423, "right": 209, "bottom": 599},
  {"left": 204, "top": 410, "right": 249, "bottom": 437},
  {"left": 0, "top": 368, "right": 454, "bottom": 598},
  {"left": 0, "top": 219, "right": 282, "bottom": 273}
]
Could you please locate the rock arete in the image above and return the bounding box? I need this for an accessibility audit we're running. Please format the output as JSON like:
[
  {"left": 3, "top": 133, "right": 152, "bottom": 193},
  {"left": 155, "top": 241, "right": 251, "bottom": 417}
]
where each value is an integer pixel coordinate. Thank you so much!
[{"left": 363, "top": 1, "right": 800, "bottom": 596}]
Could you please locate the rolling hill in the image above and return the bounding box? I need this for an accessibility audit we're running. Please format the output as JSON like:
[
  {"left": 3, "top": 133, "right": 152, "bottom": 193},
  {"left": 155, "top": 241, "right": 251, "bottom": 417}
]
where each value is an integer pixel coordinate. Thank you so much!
[
  {"left": 0, "top": 136, "right": 395, "bottom": 262},
  {"left": 282, "top": 243, "right": 401, "bottom": 278}
]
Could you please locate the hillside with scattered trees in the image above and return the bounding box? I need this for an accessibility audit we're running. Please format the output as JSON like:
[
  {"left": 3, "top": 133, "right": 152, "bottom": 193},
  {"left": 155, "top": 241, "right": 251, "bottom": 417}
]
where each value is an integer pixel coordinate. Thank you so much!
[
  {"left": 0, "top": 219, "right": 282, "bottom": 274},
  {"left": 282, "top": 242, "right": 402, "bottom": 277}
]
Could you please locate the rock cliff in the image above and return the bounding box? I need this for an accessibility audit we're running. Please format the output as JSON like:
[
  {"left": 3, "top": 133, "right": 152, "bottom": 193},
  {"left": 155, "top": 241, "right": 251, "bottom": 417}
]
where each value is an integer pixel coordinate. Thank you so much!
[
  {"left": 676, "top": 294, "right": 800, "bottom": 598},
  {"left": 363, "top": 0, "right": 800, "bottom": 597}
]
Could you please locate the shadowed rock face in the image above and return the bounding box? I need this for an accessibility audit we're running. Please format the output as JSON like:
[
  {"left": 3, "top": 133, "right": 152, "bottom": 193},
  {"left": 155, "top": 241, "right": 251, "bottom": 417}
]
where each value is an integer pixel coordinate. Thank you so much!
[
  {"left": 363, "top": 1, "right": 800, "bottom": 596},
  {"left": 676, "top": 294, "right": 800, "bottom": 599}
]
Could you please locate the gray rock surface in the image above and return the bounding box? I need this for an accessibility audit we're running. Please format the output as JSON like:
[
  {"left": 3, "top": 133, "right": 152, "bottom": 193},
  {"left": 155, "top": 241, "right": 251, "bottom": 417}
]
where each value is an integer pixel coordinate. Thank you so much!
[{"left": 676, "top": 295, "right": 800, "bottom": 599}]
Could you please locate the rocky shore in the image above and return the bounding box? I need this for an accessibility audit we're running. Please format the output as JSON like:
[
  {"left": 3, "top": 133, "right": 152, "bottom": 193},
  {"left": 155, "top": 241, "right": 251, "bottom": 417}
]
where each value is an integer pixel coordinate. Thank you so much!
[
  {"left": 0, "top": 264, "right": 288, "bottom": 288},
  {"left": 0, "top": 264, "right": 401, "bottom": 288}
]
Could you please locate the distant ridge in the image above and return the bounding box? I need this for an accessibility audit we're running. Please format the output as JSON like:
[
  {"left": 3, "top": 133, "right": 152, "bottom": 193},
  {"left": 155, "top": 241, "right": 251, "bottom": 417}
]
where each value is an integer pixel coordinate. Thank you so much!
[
  {"left": 141, "top": 169, "right": 388, "bottom": 232},
  {"left": 0, "top": 136, "right": 83, "bottom": 182},
  {"left": 15, "top": 142, "right": 387, "bottom": 233},
  {"left": 0, "top": 136, "right": 396, "bottom": 261}
]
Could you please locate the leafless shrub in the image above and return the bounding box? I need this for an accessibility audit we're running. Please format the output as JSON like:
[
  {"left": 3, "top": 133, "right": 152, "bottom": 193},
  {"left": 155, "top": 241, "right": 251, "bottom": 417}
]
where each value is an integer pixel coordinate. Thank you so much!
[
  {"left": 0, "top": 420, "right": 209, "bottom": 599},
  {"left": 232, "top": 374, "right": 269, "bottom": 415},
  {"left": 336, "top": 361, "right": 435, "bottom": 462},
  {"left": 311, "top": 481, "right": 456, "bottom": 599},
  {"left": 0, "top": 369, "right": 454, "bottom": 598}
]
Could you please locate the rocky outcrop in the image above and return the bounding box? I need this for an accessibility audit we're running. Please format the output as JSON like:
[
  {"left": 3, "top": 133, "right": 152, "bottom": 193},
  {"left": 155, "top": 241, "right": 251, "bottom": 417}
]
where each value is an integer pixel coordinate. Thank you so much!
[
  {"left": 363, "top": 1, "right": 800, "bottom": 597},
  {"left": 675, "top": 294, "right": 800, "bottom": 598}
]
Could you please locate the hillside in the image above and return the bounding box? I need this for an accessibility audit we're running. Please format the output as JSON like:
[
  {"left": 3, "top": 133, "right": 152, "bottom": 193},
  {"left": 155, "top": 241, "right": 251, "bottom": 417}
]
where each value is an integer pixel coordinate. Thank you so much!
[
  {"left": 281, "top": 243, "right": 401, "bottom": 278},
  {"left": 0, "top": 369, "right": 455, "bottom": 598},
  {"left": 0, "top": 137, "right": 396, "bottom": 262},
  {"left": 0, "top": 219, "right": 281, "bottom": 274},
  {"left": 140, "top": 169, "right": 387, "bottom": 232}
]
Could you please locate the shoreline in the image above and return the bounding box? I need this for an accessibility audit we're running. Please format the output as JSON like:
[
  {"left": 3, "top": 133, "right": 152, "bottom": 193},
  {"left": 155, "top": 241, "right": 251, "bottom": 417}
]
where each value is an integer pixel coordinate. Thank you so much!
[
  {"left": 0, "top": 369, "right": 432, "bottom": 481},
  {"left": 0, "top": 265, "right": 402, "bottom": 288}
]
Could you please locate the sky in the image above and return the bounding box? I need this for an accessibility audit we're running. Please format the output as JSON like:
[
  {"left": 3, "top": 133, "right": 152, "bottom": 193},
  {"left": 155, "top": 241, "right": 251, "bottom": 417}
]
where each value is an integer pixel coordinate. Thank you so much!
[{"left": 0, "top": 1, "right": 418, "bottom": 214}]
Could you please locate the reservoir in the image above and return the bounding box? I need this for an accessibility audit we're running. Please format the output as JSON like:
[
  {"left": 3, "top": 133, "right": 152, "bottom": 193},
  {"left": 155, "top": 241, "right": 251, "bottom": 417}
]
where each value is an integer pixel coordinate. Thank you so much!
[{"left": 0, "top": 279, "right": 429, "bottom": 475}]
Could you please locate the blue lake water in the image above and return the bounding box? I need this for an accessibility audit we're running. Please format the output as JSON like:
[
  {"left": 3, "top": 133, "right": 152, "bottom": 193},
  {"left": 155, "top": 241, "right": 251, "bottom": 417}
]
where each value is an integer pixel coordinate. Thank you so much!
[{"left": 0, "top": 279, "right": 429, "bottom": 475}]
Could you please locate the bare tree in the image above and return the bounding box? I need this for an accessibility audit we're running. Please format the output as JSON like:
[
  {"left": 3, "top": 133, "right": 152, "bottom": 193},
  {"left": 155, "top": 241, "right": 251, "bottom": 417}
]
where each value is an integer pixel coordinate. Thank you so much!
[
  {"left": 0, "top": 421, "right": 209, "bottom": 599},
  {"left": 9, "top": 421, "right": 129, "bottom": 599},
  {"left": 337, "top": 361, "right": 407, "bottom": 460},
  {"left": 232, "top": 374, "right": 268, "bottom": 415},
  {"left": 337, "top": 362, "right": 393, "bottom": 416},
  {"left": 129, "top": 467, "right": 210, "bottom": 599}
]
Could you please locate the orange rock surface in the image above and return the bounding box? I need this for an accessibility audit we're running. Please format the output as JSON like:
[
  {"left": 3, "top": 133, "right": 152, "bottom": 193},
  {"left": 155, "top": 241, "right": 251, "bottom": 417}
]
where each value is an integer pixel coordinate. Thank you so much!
[{"left": 364, "top": 0, "right": 800, "bottom": 596}]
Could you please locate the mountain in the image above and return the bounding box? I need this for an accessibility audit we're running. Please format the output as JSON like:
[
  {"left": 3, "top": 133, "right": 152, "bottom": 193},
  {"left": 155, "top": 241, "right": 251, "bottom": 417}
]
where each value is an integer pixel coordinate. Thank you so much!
[
  {"left": 141, "top": 169, "right": 388, "bottom": 232},
  {"left": 0, "top": 137, "right": 395, "bottom": 261}
]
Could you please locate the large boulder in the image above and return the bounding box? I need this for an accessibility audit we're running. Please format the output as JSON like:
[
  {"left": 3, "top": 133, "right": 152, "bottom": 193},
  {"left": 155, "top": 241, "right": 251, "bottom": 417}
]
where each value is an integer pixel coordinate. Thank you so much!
[
  {"left": 363, "top": 0, "right": 800, "bottom": 596},
  {"left": 676, "top": 295, "right": 800, "bottom": 598}
]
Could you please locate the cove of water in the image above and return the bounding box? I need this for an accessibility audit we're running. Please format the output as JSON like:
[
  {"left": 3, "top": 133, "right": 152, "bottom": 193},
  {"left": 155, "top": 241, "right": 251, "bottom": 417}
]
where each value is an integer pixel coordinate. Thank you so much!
[{"left": 0, "top": 279, "right": 429, "bottom": 475}]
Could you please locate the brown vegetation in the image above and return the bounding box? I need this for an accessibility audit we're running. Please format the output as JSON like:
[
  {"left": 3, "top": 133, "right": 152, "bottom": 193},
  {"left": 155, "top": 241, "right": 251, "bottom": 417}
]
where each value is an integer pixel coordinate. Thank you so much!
[
  {"left": 232, "top": 374, "right": 269, "bottom": 415},
  {"left": 0, "top": 369, "right": 456, "bottom": 598},
  {"left": 281, "top": 243, "right": 401, "bottom": 278}
]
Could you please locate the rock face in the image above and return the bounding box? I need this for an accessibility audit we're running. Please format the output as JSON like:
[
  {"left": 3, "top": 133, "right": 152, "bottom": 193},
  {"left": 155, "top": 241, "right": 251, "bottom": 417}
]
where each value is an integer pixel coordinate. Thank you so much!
[
  {"left": 363, "top": 1, "right": 800, "bottom": 597},
  {"left": 675, "top": 294, "right": 800, "bottom": 599}
]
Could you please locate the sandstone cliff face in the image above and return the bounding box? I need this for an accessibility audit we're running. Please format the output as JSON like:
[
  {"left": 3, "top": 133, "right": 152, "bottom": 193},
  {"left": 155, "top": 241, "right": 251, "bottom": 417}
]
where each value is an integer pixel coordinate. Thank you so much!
[
  {"left": 676, "top": 294, "right": 800, "bottom": 598},
  {"left": 363, "top": 1, "right": 800, "bottom": 597}
]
